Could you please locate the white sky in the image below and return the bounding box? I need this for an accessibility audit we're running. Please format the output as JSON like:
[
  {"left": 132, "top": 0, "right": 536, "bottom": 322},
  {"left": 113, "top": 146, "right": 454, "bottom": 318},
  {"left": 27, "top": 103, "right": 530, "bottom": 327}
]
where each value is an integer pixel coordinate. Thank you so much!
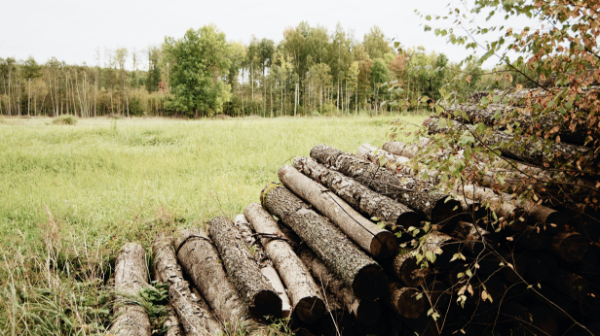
[{"left": 0, "top": 0, "right": 539, "bottom": 69}]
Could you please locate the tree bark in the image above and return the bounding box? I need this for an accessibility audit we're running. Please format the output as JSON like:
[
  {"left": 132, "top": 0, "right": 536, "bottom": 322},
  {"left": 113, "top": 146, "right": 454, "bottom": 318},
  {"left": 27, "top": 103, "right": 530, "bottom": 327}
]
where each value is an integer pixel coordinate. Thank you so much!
[
  {"left": 153, "top": 236, "right": 221, "bottom": 335},
  {"left": 175, "top": 228, "right": 253, "bottom": 332},
  {"left": 278, "top": 165, "right": 397, "bottom": 259},
  {"left": 446, "top": 102, "right": 591, "bottom": 146},
  {"left": 244, "top": 203, "right": 325, "bottom": 324},
  {"left": 109, "top": 243, "right": 151, "bottom": 336},
  {"left": 298, "top": 247, "right": 381, "bottom": 326},
  {"left": 293, "top": 156, "right": 421, "bottom": 231},
  {"left": 260, "top": 183, "right": 387, "bottom": 301},
  {"left": 386, "top": 282, "right": 426, "bottom": 319},
  {"left": 384, "top": 251, "right": 429, "bottom": 287},
  {"left": 382, "top": 138, "right": 431, "bottom": 159},
  {"left": 310, "top": 144, "right": 460, "bottom": 224},
  {"left": 164, "top": 305, "right": 182, "bottom": 336},
  {"left": 208, "top": 217, "right": 282, "bottom": 321},
  {"left": 551, "top": 232, "right": 589, "bottom": 262},
  {"left": 425, "top": 117, "right": 596, "bottom": 167}
]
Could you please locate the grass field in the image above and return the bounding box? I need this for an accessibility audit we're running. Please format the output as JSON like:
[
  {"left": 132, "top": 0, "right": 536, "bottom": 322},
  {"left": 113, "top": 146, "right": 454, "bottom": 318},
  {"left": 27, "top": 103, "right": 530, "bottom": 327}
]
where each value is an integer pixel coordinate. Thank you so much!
[{"left": 0, "top": 114, "right": 426, "bottom": 335}]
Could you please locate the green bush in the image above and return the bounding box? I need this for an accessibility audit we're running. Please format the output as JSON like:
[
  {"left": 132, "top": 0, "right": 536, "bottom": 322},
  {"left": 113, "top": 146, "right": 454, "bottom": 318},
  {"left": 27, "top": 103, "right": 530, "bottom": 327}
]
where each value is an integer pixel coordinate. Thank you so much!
[{"left": 52, "top": 115, "right": 78, "bottom": 125}]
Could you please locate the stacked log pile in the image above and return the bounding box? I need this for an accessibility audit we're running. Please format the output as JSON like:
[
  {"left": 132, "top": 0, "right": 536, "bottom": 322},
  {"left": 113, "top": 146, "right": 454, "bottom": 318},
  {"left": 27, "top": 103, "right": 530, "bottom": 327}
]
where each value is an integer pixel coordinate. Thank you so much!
[{"left": 108, "top": 93, "right": 599, "bottom": 335}]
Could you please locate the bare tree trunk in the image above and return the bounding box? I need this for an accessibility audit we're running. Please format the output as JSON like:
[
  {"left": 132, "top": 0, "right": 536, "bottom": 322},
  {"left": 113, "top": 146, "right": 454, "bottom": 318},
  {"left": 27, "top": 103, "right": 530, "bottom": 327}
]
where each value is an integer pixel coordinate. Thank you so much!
[
  {"left": 176, "top": 229, "right": 253, "bottom": 332},
  {"left": 260, "top": 183, "right": 387, "bottom": 301},
  {"left": 153, "top": 236, "right": 221, "bottom": 335},
  {"left": 278, "top": 165, "right": 397, "bottom": 259},
  {"left": 208, "top": 217, "right": 282, "bottom": 321},
  {"left": 298, "top": 248, "right": 381, "bottom": 326},
  {"left": 109, "top": 243, "right": 151, "bottom": 336},
  {"left": 244, "top": 203, "right": 325, "bottom": 324}
]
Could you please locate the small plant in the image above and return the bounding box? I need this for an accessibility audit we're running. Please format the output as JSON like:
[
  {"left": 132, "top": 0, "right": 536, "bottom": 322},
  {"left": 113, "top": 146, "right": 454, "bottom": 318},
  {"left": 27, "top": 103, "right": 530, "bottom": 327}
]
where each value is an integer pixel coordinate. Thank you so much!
[{"left": 52, "top": 115, "right": 78, "bottom": 125}]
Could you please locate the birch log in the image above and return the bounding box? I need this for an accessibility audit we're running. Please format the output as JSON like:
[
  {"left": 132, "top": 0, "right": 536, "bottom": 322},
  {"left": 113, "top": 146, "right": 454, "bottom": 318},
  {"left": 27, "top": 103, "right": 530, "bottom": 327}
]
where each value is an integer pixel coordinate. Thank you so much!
[
  {"left": 176, "top": 229, "right": 253, "bottom": 331},
  {"left": 244, "top": 203, "right": 326, "bottom": 324},
  {"left": 278, "top": 164, "right": 397, "bottom": 259},
  {"left": 153, "top": 236, "right": 221, "bottom": 335},
  {"left": 310, "top": 144, "right": 460, "bottom": 224},
  {"left": 293, "top": 156, "right": 421, "bottom": 230},
  {"left": 208, "top": 217, "right": 282, "bottom": 321},
  {"left": 260, "top": 183, "right": 387, "bottom": 301},
  {"left": 109, "top": 243, "right": 151, "bottom": 336}
]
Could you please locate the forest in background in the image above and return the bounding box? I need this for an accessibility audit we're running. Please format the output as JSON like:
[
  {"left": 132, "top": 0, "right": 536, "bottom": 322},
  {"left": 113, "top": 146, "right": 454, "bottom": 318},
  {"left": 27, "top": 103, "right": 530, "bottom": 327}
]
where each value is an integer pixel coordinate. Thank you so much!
[{"left": 0, "top": 23, "right": 534, "bottom": 119}]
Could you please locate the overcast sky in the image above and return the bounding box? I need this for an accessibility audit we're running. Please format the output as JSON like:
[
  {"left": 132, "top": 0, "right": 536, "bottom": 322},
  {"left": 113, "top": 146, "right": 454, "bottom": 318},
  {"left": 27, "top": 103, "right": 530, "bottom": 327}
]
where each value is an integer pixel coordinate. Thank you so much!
[{"left": 1, "top": 0, "right": 538, "bottom": 69}]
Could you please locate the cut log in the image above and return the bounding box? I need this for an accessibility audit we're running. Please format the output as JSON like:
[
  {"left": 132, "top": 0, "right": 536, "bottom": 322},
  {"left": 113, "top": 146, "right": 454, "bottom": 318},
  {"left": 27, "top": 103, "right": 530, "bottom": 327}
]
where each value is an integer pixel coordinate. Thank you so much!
[
  {"left": 385, "top": 251, "right": 429, "bottom": 287},
  {"left": 153, "top": 235, "right": 221, "bottom": 335},
  {"left": 298, "top": 247, "right": 381, "bottom": 326},
  {"left": 208, "top": 217, "right": 282, "bottom": 321},
  {"left": 383, "top": 139, "right": 431, "bottom": 158},
  {"left": 425, "top": 117, "right": 596, "bottom": 168},
  {"left": 244, "top": 203, "right": 325, "bottom": 324},
  {"left": 261, "top": 183, "right": 387, "bottom": 301},
  {"left": 308, "top": 294, "right": 354, "bottom": 336},
  {"left": 310, "top": 144, "right": 460, "bottom": 224},
  {"left": 278, "top": 164, "right": 398, "bottom": 259},
  {"left": 551, "top": 232, "right": 589, "bottom": 262},
  {"left": 293, "top": 156, "right": 421, "bottom": 231},
  {"left": 446, "top": 102, "right": 590, "bottom": 146},
  {"left": 175, "top": 229, "right": 253, "bottom": 331},
  {"left": 420, "top": 231, "right": 458, "bottom": 270},
  {"left": 552, "top": 269, "right": 590, "bottom": 301},
  {"left": 109, "top": 243, "right": 151, "bottom": 336},
  {"left": 357, "top": 143, "right": 411, "bottom": 167},
  {"left": 387, "top": 282, "right": 426, "bottom": 319},
  {"left": 457, "top": 184, "right": 528, "bottom": 230},
  {"left": 260, "top": 266, "right": 292, "bottom": 318},
  {"left": 511, "top": 225, "right": 550, "bottom": 250},
  {"left": 453, "top": 221, "right": 494, "bottom": 255},
  {"left": 524, "top": 203, "right": 567, "bottom": 233},
  {"left": 233, "top": 214, "right": 292, "bottom": 318},
  {"left": 164, "top": 305, "right": 182, "bottom": 336}
]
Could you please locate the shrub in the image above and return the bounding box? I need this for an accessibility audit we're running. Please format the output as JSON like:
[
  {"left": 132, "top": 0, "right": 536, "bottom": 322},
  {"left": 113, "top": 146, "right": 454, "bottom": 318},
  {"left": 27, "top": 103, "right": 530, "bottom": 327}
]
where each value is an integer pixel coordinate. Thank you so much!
[{"left": 52, "top": 115, "right": 78, "bottom": 125}]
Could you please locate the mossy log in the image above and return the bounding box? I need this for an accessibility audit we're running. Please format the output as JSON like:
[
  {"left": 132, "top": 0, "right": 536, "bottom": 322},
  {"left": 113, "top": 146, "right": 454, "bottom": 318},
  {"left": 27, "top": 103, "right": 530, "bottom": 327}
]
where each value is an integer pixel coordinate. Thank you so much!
[
  {"left": 298, "top": 247, "right": 381, "bottom": 326},
  {"left": 109, "top": 243, "right": 151, "bottom": 336},
  {"left": 293, "top": 156, "right": 421, "bottom": 231},
  {"left": 153, "top": 236, "right": 221, "bottom": 335},
  {"left": 278, "top": 164, "right": 397, "bottom": 259},
  {"left": 260, "top": 183, "right": 387, "bottom": 301},
  {"left": 208, "top": 217, "right": 282, "bottom": 321},
  {"left": 176, "top": 229, "right": 253, "bottom": 331},
  {"left": 310, "top": 144, "right": 460, "bottom": 224}
]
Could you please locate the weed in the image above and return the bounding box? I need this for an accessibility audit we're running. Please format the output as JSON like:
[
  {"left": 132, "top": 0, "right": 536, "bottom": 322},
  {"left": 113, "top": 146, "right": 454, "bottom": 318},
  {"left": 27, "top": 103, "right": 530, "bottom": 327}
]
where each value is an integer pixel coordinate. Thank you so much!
[{"left": 52, "top": 115, "right": 78, "bottom": 125}]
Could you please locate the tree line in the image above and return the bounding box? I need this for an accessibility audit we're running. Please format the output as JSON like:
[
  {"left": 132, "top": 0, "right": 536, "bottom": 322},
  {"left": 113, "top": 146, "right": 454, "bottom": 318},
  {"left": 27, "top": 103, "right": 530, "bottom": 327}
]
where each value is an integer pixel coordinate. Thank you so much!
[{"left": 0, "top": 22, "right": 534, "bottom": 118}]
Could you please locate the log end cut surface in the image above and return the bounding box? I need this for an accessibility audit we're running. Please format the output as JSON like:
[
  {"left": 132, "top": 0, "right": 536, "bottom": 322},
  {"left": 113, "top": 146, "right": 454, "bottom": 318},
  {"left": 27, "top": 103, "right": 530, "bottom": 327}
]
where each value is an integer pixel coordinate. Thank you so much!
[
  {"left": 352, "top": 264, "right": 388, "bottom": 301},
  {"left": 370, "top": 231, "right": 399, "bottom": 260},
  {"left": 355, "top": 300, "right": 382, "bottom": 326},
  {"left": 397, "top": 211, "right": 422, "bottom": 230},
  {"left": 251, "top": 290, "right": 284, "bottom": 321},
  {"left": 294, "top": 296, "right": 326, "bottom": 325},
  {"left": 432, "top": 198, "right": 461, "bottom": 224}
]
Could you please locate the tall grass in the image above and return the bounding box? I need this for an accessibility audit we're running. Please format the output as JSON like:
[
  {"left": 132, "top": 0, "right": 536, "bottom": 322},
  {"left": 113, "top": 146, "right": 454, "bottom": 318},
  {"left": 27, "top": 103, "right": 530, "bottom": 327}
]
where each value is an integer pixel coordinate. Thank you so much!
[{"left": 0, "top": 114, "right": 426, "bottom": 334}]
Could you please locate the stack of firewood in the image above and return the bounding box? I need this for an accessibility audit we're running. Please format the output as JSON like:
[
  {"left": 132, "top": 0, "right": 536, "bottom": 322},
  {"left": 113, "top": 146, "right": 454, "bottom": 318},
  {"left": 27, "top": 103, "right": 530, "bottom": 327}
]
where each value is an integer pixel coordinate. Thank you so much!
[{"left": 106, "top": 92, "right": 599, "bottom": 335}]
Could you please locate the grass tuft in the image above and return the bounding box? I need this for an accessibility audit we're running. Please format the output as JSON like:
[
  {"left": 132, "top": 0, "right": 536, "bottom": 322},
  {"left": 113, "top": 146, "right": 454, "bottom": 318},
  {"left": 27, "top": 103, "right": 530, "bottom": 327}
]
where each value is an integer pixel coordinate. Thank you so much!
[{"left": 52, "top": 115, "right": 78, "bottom": 125}]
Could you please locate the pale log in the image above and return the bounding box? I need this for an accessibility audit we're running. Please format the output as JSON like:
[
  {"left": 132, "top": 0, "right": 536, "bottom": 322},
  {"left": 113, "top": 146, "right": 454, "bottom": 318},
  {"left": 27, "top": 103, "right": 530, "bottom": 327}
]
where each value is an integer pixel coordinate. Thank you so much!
[
  {"left": 260, "top": 183, "right": 387, "bottom": 301},
  {"left": 278, "top": 164, "right": 397, "bottom": 259},
  {"left": 244, "top": 203, "right": 325, "bottom": 324},
  {"left": 153, "top": 236, "right": 221, "bottom": 335},
  {"left": 176, "top": 229, "right": 253, "bottom": 331},
  {"left": 310, "top": 144, "right": 460, "bottom": 224},
  {"left": 260, "top": 266, "right": 292, "bottom": 318},
  {"left": 208, "top": 217, "right": 282, "bottom": 321},
  {"left": 109, "top": 243, "right": 151, "bottom": 336},
  {"left": 293, "top": 156, "right": 421, "bottom": 231}
]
